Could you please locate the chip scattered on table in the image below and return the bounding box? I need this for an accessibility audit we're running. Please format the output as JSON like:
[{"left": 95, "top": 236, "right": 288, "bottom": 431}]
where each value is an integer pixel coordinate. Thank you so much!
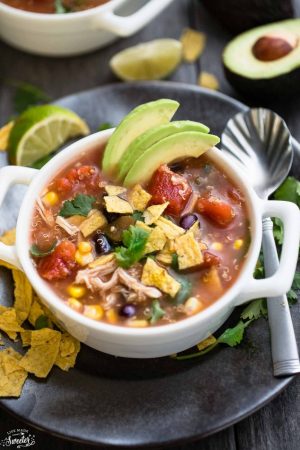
[
  {"left": 198, "top": 72, "right": 219, "bottom": 91},
  {"left": 197, "top": 335, "right": 217, "bottom": 351},
  {"left": 13, "top": 269, "right": 33, "bottom": 324},
  {"left": 0, "top": 307, "right": 24, "bottom": 340},
  {"left": 0, "top": 348, "right": 28, "bottom": 397},
  {"left": 180, "top": 28, "right": 206, "bottom": 62},
  {"left": 55, "top": 332, "right": 81, "bottom": 371},
  {"left": 19, "top": 328, "right": 61, "bottom": 378}
]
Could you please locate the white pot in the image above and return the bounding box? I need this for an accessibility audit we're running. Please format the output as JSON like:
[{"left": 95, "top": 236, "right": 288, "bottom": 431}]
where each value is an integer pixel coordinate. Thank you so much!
[
  {"left": 0, "top": 0, "right": 174, "bottom": 56},
  {"left": 0, "top": 129, "right": 299, "bottom": 358}
]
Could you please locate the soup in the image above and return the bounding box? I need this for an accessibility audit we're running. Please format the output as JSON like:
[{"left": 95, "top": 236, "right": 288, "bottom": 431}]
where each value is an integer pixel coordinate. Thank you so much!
[
  {"left": 0, "top": 0, "right": 109, "bottom": 13},
  {"left": 30, "top": 147, "right": 250, "bottom": 327}
]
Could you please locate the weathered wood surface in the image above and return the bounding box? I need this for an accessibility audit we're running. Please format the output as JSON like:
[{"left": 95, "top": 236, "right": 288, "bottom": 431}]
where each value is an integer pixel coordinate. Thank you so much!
[{"left": 0, "top": 0, "right": 299, "bottom": 449}]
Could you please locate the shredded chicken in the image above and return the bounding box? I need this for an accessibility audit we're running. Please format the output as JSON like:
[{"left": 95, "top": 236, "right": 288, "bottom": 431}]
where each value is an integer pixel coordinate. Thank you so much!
[
  {"left": 36, "top": 197, "right": 55, "bottom": 227},
  {"left": 118, "top": 269, "right": 161, "bottom": 299},
  {"left": 56, "top": 216, "right": 79, "bottom": 236},
  {"left": 75, "top": 258, "right": 118, "bottom": 290}
]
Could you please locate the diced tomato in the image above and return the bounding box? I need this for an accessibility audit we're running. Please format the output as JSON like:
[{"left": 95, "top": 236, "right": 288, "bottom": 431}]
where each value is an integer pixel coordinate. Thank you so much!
[
  {"left": 55, "top": 177, "right": 72, "bottom": 193},
  {"left": 202, "top": 251, "right": 221, "bottom": 268},
  {"left": 54, "top": 165, "right": 99, "bottom": 193},
  {"left": 196, "top": 196, "right": 235, "bottom": 226},
  {"left": 148, "top": 165, "right": 192, "bottom": 216},
  {"left": 38, "top": 241, "right": 77, "bottom": 281}
]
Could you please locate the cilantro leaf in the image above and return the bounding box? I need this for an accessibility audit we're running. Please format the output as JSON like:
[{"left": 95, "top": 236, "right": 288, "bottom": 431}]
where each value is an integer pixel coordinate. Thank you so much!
[
  {"left": 13, "top": 82, "right": 50, "bottom": 114},
  {"left": 240, "top": 299, "right": 267, "bottom": 321},
  {"left": 273, "top": 217, "right": 284, "bottom": 245},
  {"left": 97, "top": 122, "right": 113, "bottom": 131},
  {"left": 59, "top": 194, "right": 95, "bottom": 217},
  {"left": 115, "top": 225, "right": 149, "bottom": 268},
  {"left": 274, "top": 176, "right": 300, "bottom": 206},
  {"left": 287, "top": 288, "right": 298, "bottom": 305},
  {"left": 149, "top": 300, "right": 165, "bottom": 324},
  {"left": 55, "top": 0, "right": 67, "bottom": 13},
  {"left": 132, "top": 211, "right": 144, "bottom": 222},
  {"left": 173, "top": 276, "right": 192, "bottom": 305},
  {"left": 35, "top": 314, "right": 50, "bottom": 330},
  {"left": 292, "top": 271, "right": 300, "bottom": 290},
  {"left": 30, "top": 241, "right": 57, "bottom": 257},
  {"left": 171, "top": 253, "right": 179, "bottom": 270},
  {"left": 217, "top": 320, "right": 252, "bottom": 347}
]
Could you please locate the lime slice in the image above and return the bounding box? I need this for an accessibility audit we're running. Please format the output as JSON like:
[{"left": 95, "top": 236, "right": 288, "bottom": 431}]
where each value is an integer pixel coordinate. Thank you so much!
[
  {"left": 110, "top": 39, "right": 183, "bottom": 81},
  {"left": 8, "top": 105, "right": 90, "bottom": 166}
]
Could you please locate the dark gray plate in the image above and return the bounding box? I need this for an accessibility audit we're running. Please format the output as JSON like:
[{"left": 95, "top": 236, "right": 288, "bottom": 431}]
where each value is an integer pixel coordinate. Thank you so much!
[{"left": 0, "top": 82, "right": 298, "bottom": 448}]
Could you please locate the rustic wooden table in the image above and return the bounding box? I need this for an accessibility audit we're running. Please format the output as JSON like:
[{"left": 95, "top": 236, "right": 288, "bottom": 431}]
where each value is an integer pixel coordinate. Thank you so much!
[{"left": 0, "top": 1, "right": 299, "bottom": 449}]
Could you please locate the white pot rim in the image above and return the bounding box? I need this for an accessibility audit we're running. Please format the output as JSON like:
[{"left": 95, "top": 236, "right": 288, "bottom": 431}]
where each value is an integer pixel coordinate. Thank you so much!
[{"left": 15, "top": 129, "right": 261, "bottom": 339}]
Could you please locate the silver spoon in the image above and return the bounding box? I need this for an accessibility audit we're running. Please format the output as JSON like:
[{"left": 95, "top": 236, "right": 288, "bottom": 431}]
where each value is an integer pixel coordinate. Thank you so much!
[{"left": 222, "top": 108, "right": 300, "bottom": 377}]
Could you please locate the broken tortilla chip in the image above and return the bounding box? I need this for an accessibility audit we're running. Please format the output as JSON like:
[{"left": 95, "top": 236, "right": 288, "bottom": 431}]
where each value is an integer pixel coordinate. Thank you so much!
[
  {"left": 12, "top": 269, "right": 33, "bottom": 324},
  {"left": 0, "top": 228, "right": 16, "bottom": 245},
  {"left": 197, "top": 335, "right": 217, "bottom": 351},
  {"left": 198, "top": 71, "right": 219, "bottom": 91},
  {"left": 19, "top": 328, "right": 61, "bottom": 378},
  {"left": 0, "top": 307, "right": 24, "bottom": 340},
  {"left": 180, "top": 28, "right": 206, "bottom": 62},
  {"left": 55, "top": 333, "right": 80, "bottom": 372},
  {"left": 0, "top": 348, "right": 28, "bottom": 398}
]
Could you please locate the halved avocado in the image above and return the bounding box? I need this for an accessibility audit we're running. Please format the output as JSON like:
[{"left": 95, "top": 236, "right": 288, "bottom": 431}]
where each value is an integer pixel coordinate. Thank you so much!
[
  {"left": 118, "top": 120, "right": 210, "bottom": 181},
  {"left": 223, "top": 19, "right": 300, "bottom": 99},
  {"left": 123, "top": 131, "right": 220, "bottom": 187},
  {"left": 102, "top": 99, "right": 179, "bottom": 175}
]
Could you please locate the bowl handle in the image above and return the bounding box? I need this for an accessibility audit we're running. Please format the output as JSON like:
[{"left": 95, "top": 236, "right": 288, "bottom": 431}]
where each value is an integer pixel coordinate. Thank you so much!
[
  {"left": 235, "top": 200, "right": 300, "bottom": 305},
  {"left": 0, "top": 166, "right": 38, "bottom": 270},
  {"left": 90, "top": 0, "right": 174, "bottom": 37}
]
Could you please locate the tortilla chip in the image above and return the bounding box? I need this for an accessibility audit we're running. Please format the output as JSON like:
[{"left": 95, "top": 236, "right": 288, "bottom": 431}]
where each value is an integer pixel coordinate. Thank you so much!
[
  {"left": 175, "top": 231, "right": 203, "bottom": 269},
  {"left": 104, "top": 185, "right": 126, "bottom": 196},
  {"left": 19, "top": 328, "right": 61, "bottom": 378},
  {"left": 55, "top": 333, "right": 80, "bottom": 371},
  {"left": 0, "top": 348, "right": 28, "bottom": 398},
  {"left": 145, "top": 227, "right": 167, "bottom": 254},
  {"left": 20, "top": 330, "right": 32, "bottom": 347},
  {"left": 104, "top": 196, "right": 133, "bottom": 214},
  {"left": 197, "top": 335, "right": 217, "bottom": 351},
  {"left": 0, "top": 121, "right": 14, "bottom": 152},
  {"left": 12, "top": 269, "right": 33, "bottom": 324},
  {"left": 189, "top": 220, "right": 201, "bottom": 240},
  {"left": 0, "top": 228, "right": 16, "bottom": 245},
  {"left": 128, "top": 184, "right": 152, "bottom": 211},
  {"left": 89, "top": 253, "right": 115, "bottom": 268},
  {"left": 180, "top": 28, "right": 206, "bottom": 62},
  {"left": 155, "top": 217, "right": 185, "bottom": 239},
  {"left": 79, "top": 209, "right": 107, "bottom": 237},
  {"left": 0, "top": 334, "right": 3, "bottom": 346},
  {"left": 198, "top": 71, "right": 219, "bottom": 91},
  {"left": 142, "top": 258, "right": 180, "bottom": 297},
  {"left": 202, "top": 266, "right": 223, "bottom": 294},
  {"left": 28, "top": 297, "right": 45, "bottom": 327},
  {"left": 0, "top": 308, "right": 24, "bottom": 340},
  {"left": 143, "top": 202, "right": 169, "bottom": 225}
]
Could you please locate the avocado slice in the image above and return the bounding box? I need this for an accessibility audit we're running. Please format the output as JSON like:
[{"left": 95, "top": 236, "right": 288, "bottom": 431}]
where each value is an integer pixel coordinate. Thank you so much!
[
  {"left": 123, "top": 131, "right": 220, "bottom": 187},
  {"left": 223, "top": 19, "right": 300, "bottom": 98},
  {"left": 118, "top": 120, "right": 210, "bottom": 181},
  {"left": 102, "top": 99, "right": 179, "bottom": 175}
]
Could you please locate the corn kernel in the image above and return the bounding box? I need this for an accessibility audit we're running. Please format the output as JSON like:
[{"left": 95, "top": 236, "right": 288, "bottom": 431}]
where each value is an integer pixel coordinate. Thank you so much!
[
  {"left": 78, "top": 241, "right": 92, "bottom": 254},
  {"left": 67, "top": 284, "right": 87, "bottom": 299},
  {"left": 211, "top": 242, "right": 223, "bottom": 251},
  {"left": 67, "top": 297, "right": 83, "bottom": 313},
  {"left": 75, "top": 250, "right": 94, "bottom": 266},
  {"left": 128, "top": 320, "right": 149, "bottom": 328},
  {"left": 184, "top": 297, "right": 204, "bottom": 316},
  {"left": 233, "top": 239, "right": 244, "bottom": 250},
  {"left": 83, "top": 305, "right": 104, "bottom": 320},
  {"left": 43, "top": 191, "right": 59, "bottom": 207},
  {"left": 106, "top": 308, "right": 118, "bottom": 324}
]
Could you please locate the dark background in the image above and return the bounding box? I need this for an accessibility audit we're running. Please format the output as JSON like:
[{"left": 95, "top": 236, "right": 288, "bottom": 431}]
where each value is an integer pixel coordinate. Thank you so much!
[{"left": 0, "top": 0, "right": 299, "bottom": 449}]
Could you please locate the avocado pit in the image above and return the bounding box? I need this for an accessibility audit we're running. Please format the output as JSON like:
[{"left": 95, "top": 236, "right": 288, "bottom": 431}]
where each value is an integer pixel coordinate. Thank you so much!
[{"left": 252, "top": 31, "right": 298, "bottom": 62}]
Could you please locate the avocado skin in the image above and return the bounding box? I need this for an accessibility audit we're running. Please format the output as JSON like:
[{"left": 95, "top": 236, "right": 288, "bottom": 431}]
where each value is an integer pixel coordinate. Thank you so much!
[
  {"left": 224, "top": 65, "right": 300, "bottom": 100},
  {"left": 201, "top": 0, "right": 294, "bottom": 35}
]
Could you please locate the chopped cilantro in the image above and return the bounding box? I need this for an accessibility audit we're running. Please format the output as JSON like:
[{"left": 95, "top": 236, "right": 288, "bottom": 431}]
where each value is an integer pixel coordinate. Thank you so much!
[
  {"left": 149, "top": 300, "right": 166, "bottom": 324},
  {"left": 171, "top": 253, "right": 179, "bottom": 270},
  {"left": 13, "top": 82, "right": 50, "bottom": 114},
  {"left": 274, "top": 176, "right": 300, "bottom": 206},
  {"left": 115, "top": 225, "right": 149, "bottom": 269},
  {"left": 59, "top": 194, "right": 95, "bottom": 217},
  {"left": 30, "top": 241, "right": 57, "bottom": 257},
  {"left": 273, "top": 217, "right": 284, "bottom": 245},
  {"left": 97, "top": 122, "right": 113, "bottom": 131},
  {"left": 217, "top": 320, "right": 252, "bottom": 347},
  {"left": 35, "top": 314, "right": 50, "bottom": 330},
  {"left": 132, "top": 211, "right": 144, "bottom": 222},
  {"left": 240, "top": 298, "right": 267, "bottom": 321},
  {"left": 55, "top": 0, "right": 67, "bottom": 13},
  {"left": 173, "top": 276, "right": 192, "bottom": 305}
]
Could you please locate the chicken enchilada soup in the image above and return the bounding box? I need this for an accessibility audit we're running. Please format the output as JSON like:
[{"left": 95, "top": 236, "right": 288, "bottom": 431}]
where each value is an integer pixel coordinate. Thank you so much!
[
  {"left": 29, "top": 100, "right": 250, "bottom": 327},
  {"left": 1, "top": 0, "right": 110, "bottom": 13}
]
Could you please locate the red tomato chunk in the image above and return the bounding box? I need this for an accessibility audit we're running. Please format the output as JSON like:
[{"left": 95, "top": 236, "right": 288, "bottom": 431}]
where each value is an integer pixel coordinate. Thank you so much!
[
  {"left": 148, "top": 165, "right": 192, "bottom": 216},
  {"left": 38, "top": 241, "right": 77, "bottom": 281},
  {"left": 202, "top": 251, "right": 221, "bottom": 268},
  {"left": 196, "top": 196, "right": 235, "bottom": 226},
  {"left": 54, "top": 165, "right": 99, "bottom": 193}
]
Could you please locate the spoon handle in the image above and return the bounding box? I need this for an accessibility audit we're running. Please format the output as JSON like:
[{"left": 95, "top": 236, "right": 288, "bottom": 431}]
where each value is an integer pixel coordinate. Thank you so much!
[{"left": 262, "top": 217, "right": 300, "bottom": 377}]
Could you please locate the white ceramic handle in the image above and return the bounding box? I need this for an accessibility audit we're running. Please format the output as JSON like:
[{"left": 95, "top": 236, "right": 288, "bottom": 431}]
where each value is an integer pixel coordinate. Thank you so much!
[
  {"left": 235, "top": 200, "right": 300, "bottom": 305},
  {"left": 0, "top": 166, "right": 38, "bottom": 270},
  {"left": 91, "top": 0, "right": 174, "bottom": 37}
]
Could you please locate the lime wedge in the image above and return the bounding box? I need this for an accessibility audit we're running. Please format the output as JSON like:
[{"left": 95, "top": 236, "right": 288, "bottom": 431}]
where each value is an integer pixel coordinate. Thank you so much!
[
  {"left": 8, "top": 105, "right": 90, "bottom": 166},
  {"left": 110, "top": 39, "right": 183, "bottom": 81}
]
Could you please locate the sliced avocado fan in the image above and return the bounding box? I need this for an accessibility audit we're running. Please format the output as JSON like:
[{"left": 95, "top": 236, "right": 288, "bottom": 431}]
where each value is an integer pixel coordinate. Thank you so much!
[
  {"left": 123, "top": 131, "right": 220, "bottom": 187},
  {"left": 118, "top": 120, "right": 210, "bottom": 181},
  {"left": 102, "top": 99, "right": 179, "bottom": 176}
]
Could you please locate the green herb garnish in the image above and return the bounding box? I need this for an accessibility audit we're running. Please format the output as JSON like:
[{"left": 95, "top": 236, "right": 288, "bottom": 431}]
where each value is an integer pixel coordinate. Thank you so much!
[
  {"left": 97, "top": 122, "right": 113, "bottom": 131},
  {"left": 55, "top": 0, "right": 67, "bottom": 14},
  {"left": 173, "top": 276, "right": 192, "bottom": 305},
  {"left": 274, "top": 176, "right": 300, "bottom": 206},
  {"left": 59, "top": 194, "right": 95, "bottom": 218},
  {"left": 171, "top": 253, "right": 179, "bottom": 270},
  {"left": 115, "top": 225, "right": 149, "bottom": 269},
  {"left": 35, "top": 314, "right": 50, "bottom": 330},
  {"left": 13, "top": 82, "right": 51, "bottom": 114},
  {"left": 132, "top": 211, "right": 144, "bottom": 222},
  {"left": 30, "top": 241, "right": 57, "bottom": 257},
  {"left": 149, "top": 300, "right": 166, "bottom": 324}
]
